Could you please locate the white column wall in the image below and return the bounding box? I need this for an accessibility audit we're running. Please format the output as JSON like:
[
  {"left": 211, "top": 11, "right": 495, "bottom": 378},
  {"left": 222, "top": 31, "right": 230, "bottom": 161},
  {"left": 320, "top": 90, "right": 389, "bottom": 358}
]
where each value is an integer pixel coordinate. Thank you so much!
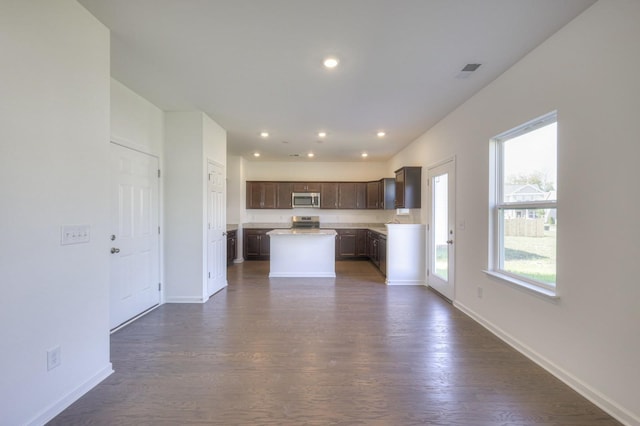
[
  {"left": 390, "top": 1, "right": 640, "bottom": 423},
  {"left": 164, "top": 112, "right": 207, "bottom": 302},
  {"left": 165, "top": 112, "right": 227, "bottom": 302},
  {"left": 0, "top": 1, "right": 112, "bottom": 424}
]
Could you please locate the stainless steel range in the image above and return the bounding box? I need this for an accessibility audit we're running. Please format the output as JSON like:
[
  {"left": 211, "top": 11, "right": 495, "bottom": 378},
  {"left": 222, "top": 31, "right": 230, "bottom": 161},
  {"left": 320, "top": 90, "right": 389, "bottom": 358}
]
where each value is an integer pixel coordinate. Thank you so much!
[{"left": 291, "top": 215, "right": 320, "bottom": 229}]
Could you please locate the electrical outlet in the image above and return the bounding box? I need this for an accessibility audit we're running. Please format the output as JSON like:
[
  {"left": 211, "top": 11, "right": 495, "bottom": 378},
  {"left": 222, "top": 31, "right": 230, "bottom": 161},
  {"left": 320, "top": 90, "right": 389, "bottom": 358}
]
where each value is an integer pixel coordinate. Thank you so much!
[
  {"left": 47, "top": 346, "right": 61, "bottom": 371},
  {"left": 477, "top": 287, "right": 483, "bottom": 299}
]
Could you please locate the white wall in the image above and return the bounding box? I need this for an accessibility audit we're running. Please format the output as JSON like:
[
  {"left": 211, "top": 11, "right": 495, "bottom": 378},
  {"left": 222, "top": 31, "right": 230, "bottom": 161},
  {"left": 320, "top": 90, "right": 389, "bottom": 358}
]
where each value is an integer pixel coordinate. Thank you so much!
[
  {"left": 245, "top": 160, "right": 389, "bottom": 181},
  {"left": 391, "top": 1, "right": 640, "bottom": 423},
  {"left": 226, "top": 155, "right": 243, "bottom": 226},
  {"left": 165, "top": 112, "right": 227, "bottom": 302},
  {"left": 0, "top": 1, "right": 112, "bottom": 424},
  {"left": 111, "top": 78, "right": 164, "bottom": 156}
]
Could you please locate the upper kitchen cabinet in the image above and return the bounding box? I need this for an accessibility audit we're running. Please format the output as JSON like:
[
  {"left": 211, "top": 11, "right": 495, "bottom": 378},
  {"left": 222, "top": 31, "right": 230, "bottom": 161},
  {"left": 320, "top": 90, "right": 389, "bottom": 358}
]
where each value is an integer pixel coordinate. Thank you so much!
[
  {"left": 247, "top": 181, "right": 293, "bottom": 209},
  {"left": 292, "top": 182, "right": 322, "bottom": 192},
  {"left": 394, "top": 167, "right": 421, "bottom": 208},
  {"left": 276, "top": 182, "right": 293, "bottom": 209},
  {"left": 338, "top": 182, "right": 366, "bottom": 209},
  {"left": 320, "top": 182, "right": 338, "bottom": 209},
  {"left": 321, "top": 182, "right": 367, "bottom": 209},
  {"left": 367, "top": 178, "right": 395, "bottom": 209}
]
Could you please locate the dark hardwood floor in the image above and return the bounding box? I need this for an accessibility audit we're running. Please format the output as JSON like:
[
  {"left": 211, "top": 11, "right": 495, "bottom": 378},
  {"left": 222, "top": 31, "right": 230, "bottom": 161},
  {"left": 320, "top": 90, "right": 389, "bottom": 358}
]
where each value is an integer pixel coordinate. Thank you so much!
[{"left": 50, "top": 261, "right": 619, "bottom": 425}]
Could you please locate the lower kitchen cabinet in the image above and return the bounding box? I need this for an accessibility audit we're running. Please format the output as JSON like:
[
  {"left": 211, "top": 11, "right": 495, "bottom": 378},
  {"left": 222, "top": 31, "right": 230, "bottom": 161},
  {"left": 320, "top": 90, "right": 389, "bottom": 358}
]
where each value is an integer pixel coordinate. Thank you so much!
[
  {"left": 378, "top": 234, "right": 387, "bottom": 276},
  {"left": 243, "top": 228, "right": 271, "bottom": 260},
  {"left": 335, "top": 229, "right": 368, "bottom": 260},
  {"left": 226, "top": 230, "right": 237, "bottom": 266}
]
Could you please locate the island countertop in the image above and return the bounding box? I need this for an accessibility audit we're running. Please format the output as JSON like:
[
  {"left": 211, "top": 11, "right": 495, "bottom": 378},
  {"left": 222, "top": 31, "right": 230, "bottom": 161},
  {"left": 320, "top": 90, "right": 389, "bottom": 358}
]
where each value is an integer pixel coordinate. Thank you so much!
[{"left": 267, "top": 229, "right": 337, "bottom": 236}]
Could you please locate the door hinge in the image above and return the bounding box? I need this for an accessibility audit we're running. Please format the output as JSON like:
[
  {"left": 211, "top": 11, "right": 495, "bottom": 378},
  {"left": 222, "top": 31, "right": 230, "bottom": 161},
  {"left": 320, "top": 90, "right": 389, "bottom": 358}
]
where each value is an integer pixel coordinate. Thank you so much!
[
  {"left": 427, "top": 269, "right": 430, "bottom": 277},
  {"left": 158, "top": 169, "right": 161, "bottom": 178},
  {"left": 208, "top": 272, "right": 211, "bottom": 278},
  {"left": 158, "top": 282, "right": 161, "bottom": 291},
  {"left": 158, "top": 226, "right": 161, "bottom": 234}
]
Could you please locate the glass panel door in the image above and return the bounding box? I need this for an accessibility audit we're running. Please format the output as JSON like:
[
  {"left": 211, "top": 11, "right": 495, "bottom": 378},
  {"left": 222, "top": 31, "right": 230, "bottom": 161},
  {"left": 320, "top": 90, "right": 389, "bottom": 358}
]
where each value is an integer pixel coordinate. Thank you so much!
[{"left": 428, "top": 160, "right": 455, "bottom": 300}]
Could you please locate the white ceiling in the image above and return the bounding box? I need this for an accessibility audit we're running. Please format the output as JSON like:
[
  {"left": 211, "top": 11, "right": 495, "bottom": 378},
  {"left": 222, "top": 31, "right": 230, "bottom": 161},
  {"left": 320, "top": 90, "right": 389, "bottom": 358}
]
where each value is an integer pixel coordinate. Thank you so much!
[{"left": 79, "top": 0, "right": 596, "bottom": 162}]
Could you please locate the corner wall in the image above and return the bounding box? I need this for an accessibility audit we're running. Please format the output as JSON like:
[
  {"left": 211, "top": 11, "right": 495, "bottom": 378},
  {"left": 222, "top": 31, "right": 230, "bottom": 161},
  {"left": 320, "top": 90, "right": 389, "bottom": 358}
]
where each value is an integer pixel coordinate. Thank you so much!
[
  {"left": 164, "top": 112, "right": 227, "bottom": 302},
  {"left": 0, "top": 1, "right": 112, "bottom": 424},
  {"left": 390, "top": 1, "right": 640, "bottom": 423}
]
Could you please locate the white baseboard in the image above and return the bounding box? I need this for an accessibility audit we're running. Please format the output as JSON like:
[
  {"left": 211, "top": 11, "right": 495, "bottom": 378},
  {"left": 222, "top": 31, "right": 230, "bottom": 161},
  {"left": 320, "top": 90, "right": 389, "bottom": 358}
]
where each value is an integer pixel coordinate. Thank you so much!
[
  {"left": 455, "top": 301, "right": 638, "bottom": 426},
  {"left": 28, "top": 364, "right": 113, "bottom": 426},
  {"left": 164, "top": 296, "right": 207, "bottom": 303},
  {"left": 385, "top": 279, "right": 425, "bottom": 285}
]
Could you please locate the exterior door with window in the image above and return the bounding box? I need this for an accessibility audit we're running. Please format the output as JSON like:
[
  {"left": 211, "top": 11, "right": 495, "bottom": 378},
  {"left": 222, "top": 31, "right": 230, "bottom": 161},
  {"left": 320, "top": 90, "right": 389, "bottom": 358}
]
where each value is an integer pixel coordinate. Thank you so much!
[{"left": 428, "top": 160, "right": 455, "bottom": 301}]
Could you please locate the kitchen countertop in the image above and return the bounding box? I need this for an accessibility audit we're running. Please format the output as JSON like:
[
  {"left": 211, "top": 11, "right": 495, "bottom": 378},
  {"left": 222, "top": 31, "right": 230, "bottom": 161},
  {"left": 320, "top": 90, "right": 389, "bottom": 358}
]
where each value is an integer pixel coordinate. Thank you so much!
[
  {"left": 242, "top": 222, "right": 390, "bottom": 235},
  {"left": 226, "top": 224, "right": 238, "bottom": 231},
  {"left": 267, "top": 229, "right": 337, "bottom": 236}
]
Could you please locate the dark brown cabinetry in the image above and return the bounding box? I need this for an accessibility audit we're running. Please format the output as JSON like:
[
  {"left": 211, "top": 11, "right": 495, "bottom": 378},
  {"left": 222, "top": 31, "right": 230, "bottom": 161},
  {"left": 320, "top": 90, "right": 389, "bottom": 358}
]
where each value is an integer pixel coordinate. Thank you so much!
[
  {"left": 292, "top": 182, "right": 321, "bottom": 192},
  {"left": 226, "top": 230, "right": 237, "bottom": 266},
  {"left": 321, "top": 182, "right": 367, "bottom": 209},
  {"left": 367, "top": 230, "right": 380, "bottom": 267},
  {"left": 320, "top": 182, "right": 339, "bottom": 208},
  {"left": 276, "top": 182, "right": 293, "bottom": 209},
  {"left": 366, "top": 229, "right": 387, "bottom": 275},
  {"left": 246, "top": 181, "right": 277, "bottom": 209},
  {"left": 335, "top": 229, "right": 368, "bottom": 259},
  {"left": 367, "top": 178, "right": 395, "bottom": 209},
  {"left": 378, "top": 234, "right": 387, "bottom": 276},
  {"left": 394, "top": 167, "right": 421, "bottom": 208},
  {"left": 248, "top": 179, "right": 398, "bottom": 210},
  {"left": 246, "top": 181, "right": 293, "bottom": 209},
  {"left": 243, "top": 228, "right": 271, "bottom": 260}
]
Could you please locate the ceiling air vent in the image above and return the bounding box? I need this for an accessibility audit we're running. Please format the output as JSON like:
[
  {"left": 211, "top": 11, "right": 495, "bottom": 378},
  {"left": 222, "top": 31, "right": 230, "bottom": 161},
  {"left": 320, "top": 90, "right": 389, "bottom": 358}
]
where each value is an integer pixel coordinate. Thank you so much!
[{"left": 456, "top": 63, "right": 482, "bottom": 79}]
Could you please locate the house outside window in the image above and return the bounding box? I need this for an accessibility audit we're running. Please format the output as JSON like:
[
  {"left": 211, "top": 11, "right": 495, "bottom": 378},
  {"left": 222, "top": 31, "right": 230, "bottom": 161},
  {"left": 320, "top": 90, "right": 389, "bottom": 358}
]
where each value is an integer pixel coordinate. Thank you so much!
[{"left": 489, "top": 112, "right": 558, "bottom": 294}]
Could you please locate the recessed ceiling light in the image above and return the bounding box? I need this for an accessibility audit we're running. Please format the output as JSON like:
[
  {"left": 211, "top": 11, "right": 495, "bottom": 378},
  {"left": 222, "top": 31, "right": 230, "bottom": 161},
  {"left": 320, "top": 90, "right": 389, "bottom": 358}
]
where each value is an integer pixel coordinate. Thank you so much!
[
  {"left": 361, "top": 152, "right": 368, "bottom": 158},
  {"left": 260, "top": 132, "right": 269, "bottom": 138},
  {"left": 308, "top": 152, "right": 314, "bottom": 158},
  {"left": 377, "top": 131, "right": 386, "bottom": 138},
  {"left": 253, "top": 152, "right": 260, "bottom": 157},
  {"left": 323, "top": 57, "right": 339, "bottom": 69},
  {"left": 318, "top": 132, "right": 327, "bottom": 138}
]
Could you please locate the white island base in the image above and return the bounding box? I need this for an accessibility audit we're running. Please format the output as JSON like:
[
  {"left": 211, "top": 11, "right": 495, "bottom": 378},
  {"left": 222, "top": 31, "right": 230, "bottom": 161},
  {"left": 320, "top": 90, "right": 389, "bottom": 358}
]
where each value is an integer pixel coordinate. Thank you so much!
[{"left": 267, "top": 229, "right": 337, "bottom": 278}]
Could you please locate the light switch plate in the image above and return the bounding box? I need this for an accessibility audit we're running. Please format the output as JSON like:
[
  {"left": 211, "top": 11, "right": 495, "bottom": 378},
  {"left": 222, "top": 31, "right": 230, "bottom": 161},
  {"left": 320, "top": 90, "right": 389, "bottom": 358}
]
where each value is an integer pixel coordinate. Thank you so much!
[{"left": 61, "top": 225, "right": 91, "bottom": 245}]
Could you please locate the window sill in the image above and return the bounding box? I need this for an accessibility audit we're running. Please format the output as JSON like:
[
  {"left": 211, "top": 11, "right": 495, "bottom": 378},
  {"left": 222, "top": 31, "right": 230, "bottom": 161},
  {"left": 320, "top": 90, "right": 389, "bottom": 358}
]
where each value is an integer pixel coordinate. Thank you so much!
[{"left": 483, "top": 270, "right": 559, "bottom": 300}]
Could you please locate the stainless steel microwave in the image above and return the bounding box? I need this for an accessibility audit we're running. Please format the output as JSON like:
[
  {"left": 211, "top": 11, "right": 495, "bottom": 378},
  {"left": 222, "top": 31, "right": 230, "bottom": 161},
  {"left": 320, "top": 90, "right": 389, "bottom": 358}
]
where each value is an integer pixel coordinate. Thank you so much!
[{"left": 292, "top": 192, "right": 320, "bottom": 208}]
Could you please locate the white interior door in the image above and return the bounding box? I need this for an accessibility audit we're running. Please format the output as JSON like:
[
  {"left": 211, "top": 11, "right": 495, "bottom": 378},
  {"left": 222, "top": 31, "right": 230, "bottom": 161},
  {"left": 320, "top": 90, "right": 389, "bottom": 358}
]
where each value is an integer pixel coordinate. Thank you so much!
[
  {"left": 207, "top": 161, "right": 226, "bottom": 297},
  {"left": 110, "top": 143, "right": 160, "bottom": 329},
  {"left": 428, "top": 160, "right": 456, "bottom": 300}
]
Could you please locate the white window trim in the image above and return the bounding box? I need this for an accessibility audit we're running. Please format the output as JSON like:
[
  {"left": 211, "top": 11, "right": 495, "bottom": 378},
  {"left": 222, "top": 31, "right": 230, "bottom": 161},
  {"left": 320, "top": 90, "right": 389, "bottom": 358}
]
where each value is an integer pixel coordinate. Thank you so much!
[{"left": 488, "top": 111, "right": 558, "bottom": 298}]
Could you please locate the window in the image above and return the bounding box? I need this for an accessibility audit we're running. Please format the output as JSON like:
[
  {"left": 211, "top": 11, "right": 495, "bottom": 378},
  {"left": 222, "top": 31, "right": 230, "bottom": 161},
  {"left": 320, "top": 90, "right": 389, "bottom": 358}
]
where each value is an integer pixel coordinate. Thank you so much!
[{"left": 489, "top": 112, "right": 557, "bottom": 295}]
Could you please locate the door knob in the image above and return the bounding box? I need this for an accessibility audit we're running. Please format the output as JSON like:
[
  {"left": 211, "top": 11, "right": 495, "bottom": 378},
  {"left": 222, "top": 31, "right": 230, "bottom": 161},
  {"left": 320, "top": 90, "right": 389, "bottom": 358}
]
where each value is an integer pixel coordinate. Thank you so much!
[
  {"left": 110, "top": 247, "right": 120, "bottom": 254},
  {"left": 446, "top": 240, "right": 453, "bottom": 245}
]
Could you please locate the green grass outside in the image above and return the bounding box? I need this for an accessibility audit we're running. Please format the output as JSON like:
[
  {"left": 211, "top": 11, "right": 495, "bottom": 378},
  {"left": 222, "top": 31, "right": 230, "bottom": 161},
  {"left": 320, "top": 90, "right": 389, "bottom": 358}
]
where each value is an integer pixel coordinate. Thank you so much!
[{"left": 504, "top": 225, "right": 556, "bottom": 284}]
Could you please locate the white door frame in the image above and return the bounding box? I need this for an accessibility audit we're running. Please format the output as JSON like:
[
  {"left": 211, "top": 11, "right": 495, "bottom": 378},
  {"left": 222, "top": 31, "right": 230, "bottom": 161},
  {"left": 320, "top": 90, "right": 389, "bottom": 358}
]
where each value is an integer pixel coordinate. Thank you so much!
[{"left": 427, "top": 157, "right": 456, "bottom": 301}]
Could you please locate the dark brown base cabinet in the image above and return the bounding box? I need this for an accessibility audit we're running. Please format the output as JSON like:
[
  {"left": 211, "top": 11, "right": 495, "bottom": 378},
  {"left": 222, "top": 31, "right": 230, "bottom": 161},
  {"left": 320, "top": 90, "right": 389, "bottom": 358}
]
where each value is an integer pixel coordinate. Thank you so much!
[
  {"left": 243, "top": 229, "right": 271, "bottom": 260},
  {"left": 366, "top": 230, "right": 387, "bottom": 275},
  {"left": 335, "top": 229, "right": 368, "bottom": 260},
  {"left": 226, "top": 230, "right": 237, "bottom": 266}
]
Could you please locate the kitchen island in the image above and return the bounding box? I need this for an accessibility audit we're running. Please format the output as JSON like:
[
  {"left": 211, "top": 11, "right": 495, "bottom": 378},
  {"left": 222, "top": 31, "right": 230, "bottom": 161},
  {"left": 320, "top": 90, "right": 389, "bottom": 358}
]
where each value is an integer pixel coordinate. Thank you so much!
[{"left": 267, "top": 228, "right": 337, "bottom": 277}]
